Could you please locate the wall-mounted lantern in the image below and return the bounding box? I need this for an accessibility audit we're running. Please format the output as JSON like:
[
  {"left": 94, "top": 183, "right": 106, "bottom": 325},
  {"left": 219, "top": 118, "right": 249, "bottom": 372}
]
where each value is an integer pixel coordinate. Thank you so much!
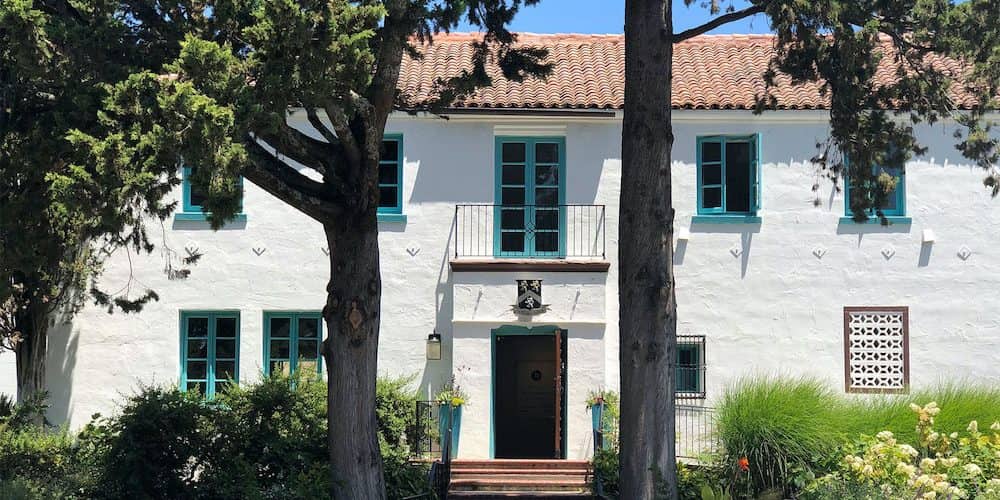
[{"left": 426, "top": 331, "right": 442, "bottom": 360}]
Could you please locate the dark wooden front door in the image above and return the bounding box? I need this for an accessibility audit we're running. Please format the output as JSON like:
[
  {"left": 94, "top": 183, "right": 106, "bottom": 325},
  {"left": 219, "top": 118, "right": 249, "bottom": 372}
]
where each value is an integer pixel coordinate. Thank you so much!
[{"left": 494, "top": 331, "right": 567, "bottom": 459}]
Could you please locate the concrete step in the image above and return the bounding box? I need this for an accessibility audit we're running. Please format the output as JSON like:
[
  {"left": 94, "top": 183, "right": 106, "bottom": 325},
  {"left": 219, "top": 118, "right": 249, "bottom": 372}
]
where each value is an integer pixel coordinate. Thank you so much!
[
  {"left": 450, "top": 477, "right": 590, "bottom": 492},
  {"left": 447, "top": 491, "right": 594, "bottom": 499},
  {"left": 452, "top": 468, "right": 590, "bottom": 476},
  {"left": 451, "top": 473, "right": 589, "bottom": 483},
  {"left": 451, "top": 459, "right": 591, "bottom": 471}
]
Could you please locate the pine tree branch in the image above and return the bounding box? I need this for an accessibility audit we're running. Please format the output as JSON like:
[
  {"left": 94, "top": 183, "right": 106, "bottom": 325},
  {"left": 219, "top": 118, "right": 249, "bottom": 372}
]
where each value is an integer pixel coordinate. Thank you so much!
[
  {"left": 243, "top": 139, "right": 340, "bottom": 221},
  {"left": 672, "top": 3, "right": 768, "bottom": 43}
]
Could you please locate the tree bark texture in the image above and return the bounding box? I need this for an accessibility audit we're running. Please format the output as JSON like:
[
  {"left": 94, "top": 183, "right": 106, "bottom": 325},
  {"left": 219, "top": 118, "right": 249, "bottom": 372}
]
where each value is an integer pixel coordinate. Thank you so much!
[
  {"left": 15, "top": 301, "right": 49, "bottom": 407},
  {"left": 620, "top": 0, "right": 678, "bottom": 498},
  {"left": 322, "top": 210, "right": 385, "bottom": 500}
]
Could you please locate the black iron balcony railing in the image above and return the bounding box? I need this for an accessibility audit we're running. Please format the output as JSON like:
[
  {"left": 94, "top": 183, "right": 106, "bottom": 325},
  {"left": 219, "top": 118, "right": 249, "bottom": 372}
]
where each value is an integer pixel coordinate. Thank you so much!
[{"left": 454, "top": 204, "right": 606, "bottom": 259}]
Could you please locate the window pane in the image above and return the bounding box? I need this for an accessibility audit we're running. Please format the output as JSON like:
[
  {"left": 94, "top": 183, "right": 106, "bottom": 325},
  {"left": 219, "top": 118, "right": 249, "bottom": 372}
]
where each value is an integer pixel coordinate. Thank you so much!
[
  {"left": 677, "top": 345, "right": 699, "bottom": 366},
  {"left": 535, "top": 232, "right": 559, "bottom": 253},
  {"left": 380, "top": 140, "right": 399, "bottom": 162},
  {"left": 187, "top": 361, "right": 207, "bottom": 380},
  {"left": 298, "top": 360, "right": 318, "bottom": 374},
  {"left": 501, "top": 232, "right": 525, "bottom": 252},
  {"left": 216, "top": 361, "right": 236, "bottom": 381},
  {"left": 701, "top": 164, "right": 721, "bottom": 186},
  {"left": 187, "top": 382, "right": 206, "bottom": 394},
  {"left": 502, "top": 165, "right": 525, "bottom": 185},
  {"left": 216, "top": 339, "right": 236, "bottom": 359},
  {"left": 502, "top": 143, "right": 526, "bottom": 163},
  {"left": 701, "top": 141, "right": 721, "bottom": 163},
  {"left": 877, "top": 167, "right": 902, "bottom": 211},
  {"left": 215, "top": 382, "right": 232, "bottom": 396},
  {"left": 270, "top": 360, "right": 291, "bottom": 376},
  {"left": 535, "top": 165, "right": 559, "bottom": 186},
  {"left": 270, "top": 317, "right": 291, "bottom": 338},
  {"left": 379, "top": 187, "right": 398, "bottom": 208},
  {"left": 501, "top": 187, "right": 525, "bottom": 206},
  {"left": 535, "top": 209, "right": 559, "bottom": 230},
  {"left": 190, "top": 185, "right": 207, "bottom": 208},
  {"left": 703, "top": 187, "right": 722, "bottom": 209},
  {"left": 216, "top": 317, "right": 237, "bottom": 338},
  {"left": 187, "top": 339, "right": 208, "bottom": 359},
  {"left": 501, "top": 209, "right": 525, "bottom": 230},
  {"left": 535, "top": 188, "right": 558, "bottom": 207},
  {"left": 378, "top": 164, "right": 399, "bottom": 185},
  {"left": 725, "top": 141, "right": 751, "bottom": 213},
  {"left": 299, "top": 318, "right": 319, "bottom": 338},
  {"left": 298, "top": 339, "right": 319, "bottom": 360},
  {"left": 187, "top": 317, "right": 209, "bottom": 338},
  {"left": 535, "top": 143, "right": 559, "bottom": 164},
  {"left": 270, "top": 339, "right": 290, "bottom": 359}
]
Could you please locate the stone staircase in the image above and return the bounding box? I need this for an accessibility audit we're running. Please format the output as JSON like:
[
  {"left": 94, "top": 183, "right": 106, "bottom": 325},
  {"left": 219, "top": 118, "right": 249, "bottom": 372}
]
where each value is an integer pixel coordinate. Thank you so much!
[{"left": 447, "top": 459, "right": 594, "bottom": 499}]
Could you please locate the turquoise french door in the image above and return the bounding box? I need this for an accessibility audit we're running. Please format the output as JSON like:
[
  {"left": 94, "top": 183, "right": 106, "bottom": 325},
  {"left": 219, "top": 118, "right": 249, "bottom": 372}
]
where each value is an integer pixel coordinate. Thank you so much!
[{"left": 494, "top": 137, "right": 566, "bottom": 258}]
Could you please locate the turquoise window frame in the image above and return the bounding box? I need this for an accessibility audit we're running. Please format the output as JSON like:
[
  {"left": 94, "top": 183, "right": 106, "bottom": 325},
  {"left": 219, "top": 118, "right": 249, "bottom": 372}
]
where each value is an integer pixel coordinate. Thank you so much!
[
  {"left": 179, "top": 310, "right": 240, "bottom": 399},
  {"left": 263, "top": 311, "right": 324, "bottom": 377},
  {"left": 696, "top": 134, "right": 762, "bottom": 218},
  {"left": 676, "top": 335, "right": 706, "bottom": 399},
  {"left": 493, "top": 136, "right": 567, "bottom": 259},
  {"left": 377, "top": 134, "right": 404, "bottom": 219},
  {"left": 177, "top": 166, "right": 247, "bottom": 223},
  {"left": 488, "top": 325, "right": 567, "bottom": 459},
  {"left": 842, "top": 161, "right": 908, "bottom": 222}
]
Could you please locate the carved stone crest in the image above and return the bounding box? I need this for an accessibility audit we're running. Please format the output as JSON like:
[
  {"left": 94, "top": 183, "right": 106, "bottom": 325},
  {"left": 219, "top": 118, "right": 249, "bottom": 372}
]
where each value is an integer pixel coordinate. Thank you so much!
[{"left": 514, "top": 279, "right": 547, "bottom": 315}]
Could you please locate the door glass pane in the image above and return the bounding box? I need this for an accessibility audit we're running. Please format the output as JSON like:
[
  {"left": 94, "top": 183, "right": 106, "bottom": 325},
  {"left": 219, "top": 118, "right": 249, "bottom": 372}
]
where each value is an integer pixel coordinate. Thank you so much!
[
  {"left": 187, "top": 339, "right": 208, "bottom": 358},
  {"left": 216, "top": 317, "right": 237, "bottom": 338},
  {"left": 378, "top": 164, "right": 398, "bottom": 185},
  {"left": 187, "top": 361, "right": 207, "bottom": 380},
  {"left": 501, "top": 209, "right": 526, "bottom": 230},
  {"left": 216, "top": 361, "right": 236, "bottom": 381},
  {"left": 535, "top": 188, "right": 558, "bottom": 207},
  {"left": 701, "top": 141, "right": 722, "bottom": 163},
  {"left": 298, "top": 340, "right": 319, "bottom": 360},
  {"left": 535, "top": 209, "right": 559, "bottom": 230},
  {"left": 501, "top": 232, "right": 525, "bottom": 252},
  {"left": 725, "top": 141, "right": 751, "bottom": 213},
  {"left": 502, "top": 165, "right": 525, "bottom": 185},
  {"left": 501, "top": 187, "right": 525, "bottom": 206},
  {"left": 703, "top": 187, "right": 722, "bottom": 209},
  {"left": 535, "top": 232, "right": 559, "bottom": 253},
  {"left": 299, "top": 318, "right": 319, "bottom": 338},
  {"left": 270, "top": 317, "right": 291, "bottom": 338},
  {"left": 216, "top": 339, "right": 236, "bottom": 359},
  {"left": 270, "top": 339, "right": 290, "bottom": 359},
  {"left": 701, "top": 164, "right": 721, "bottom": 186},
  {"left": 535, "top": 165, "right": 559, "bottom": 186},
  {"left": 502, "top": 143, "right": 526, "bottom": 163},
  {"left": 379, "top": 187, "right": 398, "bottom": 208},
  {"left": 535, "top": 143, "right": 559, "bottom": 164},
  {"left": 187, "top": 317, "right": 209, "bottom": 338},
  {"left": 380, "top": 140, "right": 399, "bottom": 162}
]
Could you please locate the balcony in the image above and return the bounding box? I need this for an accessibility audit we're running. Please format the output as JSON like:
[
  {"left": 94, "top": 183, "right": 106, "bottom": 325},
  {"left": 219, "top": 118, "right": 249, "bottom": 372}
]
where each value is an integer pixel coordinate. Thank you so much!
[{"left": 452, "top": 204, "right": 607, "bottom": 272}]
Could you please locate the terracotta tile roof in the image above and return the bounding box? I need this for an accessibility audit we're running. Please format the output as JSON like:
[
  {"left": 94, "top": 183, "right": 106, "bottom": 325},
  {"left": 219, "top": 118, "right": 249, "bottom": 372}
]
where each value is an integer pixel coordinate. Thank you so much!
[{"left": 397, "top": 33, "right": 971, "bottom": 110}]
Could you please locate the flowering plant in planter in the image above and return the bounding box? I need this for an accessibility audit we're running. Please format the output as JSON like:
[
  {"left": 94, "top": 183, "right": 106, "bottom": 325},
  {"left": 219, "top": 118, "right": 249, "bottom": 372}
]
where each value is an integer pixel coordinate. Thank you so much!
[{"left": 436, "top": 366, "right": 469, "bottom": 407}]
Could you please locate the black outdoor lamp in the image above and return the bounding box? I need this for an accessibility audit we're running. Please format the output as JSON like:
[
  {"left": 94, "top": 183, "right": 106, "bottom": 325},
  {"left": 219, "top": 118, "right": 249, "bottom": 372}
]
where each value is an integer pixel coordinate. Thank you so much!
[{"left": 426, "top": 330, "right": 442, "bottom": 360}]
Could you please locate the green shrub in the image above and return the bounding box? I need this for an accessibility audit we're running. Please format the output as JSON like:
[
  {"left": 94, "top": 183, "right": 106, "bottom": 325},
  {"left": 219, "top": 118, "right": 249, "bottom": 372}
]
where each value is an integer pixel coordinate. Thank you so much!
[{"left": 716, "top": 376, "right": 842, "bottom": 495}]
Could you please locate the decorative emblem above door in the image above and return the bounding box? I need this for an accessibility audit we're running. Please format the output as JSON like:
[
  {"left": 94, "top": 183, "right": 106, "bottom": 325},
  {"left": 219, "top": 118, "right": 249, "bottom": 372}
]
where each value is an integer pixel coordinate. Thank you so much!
[{"left": 514, "top": 279, "right": 548, "bottom": 315}]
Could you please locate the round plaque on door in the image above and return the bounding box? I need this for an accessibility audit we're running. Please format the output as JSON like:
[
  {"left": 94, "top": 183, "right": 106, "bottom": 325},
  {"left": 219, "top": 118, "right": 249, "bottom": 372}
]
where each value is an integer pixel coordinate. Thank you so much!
[{"left": 530, "top": 369, "right": 542, "bottom": 381}]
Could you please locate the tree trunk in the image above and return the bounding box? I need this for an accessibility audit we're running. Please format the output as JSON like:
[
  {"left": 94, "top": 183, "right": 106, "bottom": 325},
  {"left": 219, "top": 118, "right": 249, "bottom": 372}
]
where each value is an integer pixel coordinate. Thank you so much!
[
  {"left": 322, "top": 211, "right": 386, "bottom": 500},
  {"left": 15, "top": 301, "right": 48, "bottom": 406},
  {"left": 619, "top": 0, "right": 677, "bottom": 498}
]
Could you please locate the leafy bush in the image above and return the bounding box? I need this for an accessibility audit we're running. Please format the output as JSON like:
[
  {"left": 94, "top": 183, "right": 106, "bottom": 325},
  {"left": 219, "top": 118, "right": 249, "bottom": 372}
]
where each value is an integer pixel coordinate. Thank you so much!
[{"left": 1, "top": 374, "right": 431, "bottom": 499}]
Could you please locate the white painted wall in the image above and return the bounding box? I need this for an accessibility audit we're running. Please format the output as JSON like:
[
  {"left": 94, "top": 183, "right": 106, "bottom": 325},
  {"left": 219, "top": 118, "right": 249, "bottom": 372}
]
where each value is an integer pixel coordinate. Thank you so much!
[{"left": 0, "top": 111, "right": 997, "bottom": 463}]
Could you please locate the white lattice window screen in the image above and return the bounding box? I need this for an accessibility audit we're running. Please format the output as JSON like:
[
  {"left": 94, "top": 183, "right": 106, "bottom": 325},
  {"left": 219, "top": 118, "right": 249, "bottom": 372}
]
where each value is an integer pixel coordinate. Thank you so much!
[{"left": 846, "top": 309, "right": 908, "bottom": 392}]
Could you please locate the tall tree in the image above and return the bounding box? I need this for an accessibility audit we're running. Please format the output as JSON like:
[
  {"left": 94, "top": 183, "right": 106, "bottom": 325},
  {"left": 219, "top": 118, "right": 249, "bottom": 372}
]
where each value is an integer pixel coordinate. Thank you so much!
[
  {"left": 619, "top": 0, "right": 1000, "bottom": 498},
  {"left": 5, "top": 0, "right": 550, "bottom": 497}
]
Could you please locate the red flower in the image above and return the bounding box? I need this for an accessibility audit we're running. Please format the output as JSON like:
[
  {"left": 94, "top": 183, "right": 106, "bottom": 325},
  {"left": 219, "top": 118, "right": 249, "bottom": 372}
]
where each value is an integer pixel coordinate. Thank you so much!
[{"left": 738, "top": 457, "right": 750, "bottom": 472}]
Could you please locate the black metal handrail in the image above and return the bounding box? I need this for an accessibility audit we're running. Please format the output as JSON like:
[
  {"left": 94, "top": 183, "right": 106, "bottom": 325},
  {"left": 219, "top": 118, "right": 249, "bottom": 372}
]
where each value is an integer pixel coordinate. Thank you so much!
[{"left": 454, "top": 204, "right": 606, "bottom": 259}]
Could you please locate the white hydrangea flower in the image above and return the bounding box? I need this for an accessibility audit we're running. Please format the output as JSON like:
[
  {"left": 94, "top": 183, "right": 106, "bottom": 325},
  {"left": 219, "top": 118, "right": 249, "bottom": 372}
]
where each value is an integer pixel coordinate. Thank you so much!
[
  {"left": 877, "top": 430, "right": 895, "bottom": 441},
  {"left": 963, "top": 463, "right": 982, "bottom": 476},
  {"left": 921, "top": 458, "right": 937, "bottom": 470},
  {"left": 900, "top": 444, "right": 919, "bottom": 457},
  {"left": 968, "top": 420, "right": 979, "bottom": 433}
]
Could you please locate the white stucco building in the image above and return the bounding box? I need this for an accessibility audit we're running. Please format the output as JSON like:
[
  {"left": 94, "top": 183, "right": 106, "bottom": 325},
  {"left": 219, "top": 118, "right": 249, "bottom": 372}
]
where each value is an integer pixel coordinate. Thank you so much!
[{"left": 2, "top": 34, "right": 999, "bottom": 461}]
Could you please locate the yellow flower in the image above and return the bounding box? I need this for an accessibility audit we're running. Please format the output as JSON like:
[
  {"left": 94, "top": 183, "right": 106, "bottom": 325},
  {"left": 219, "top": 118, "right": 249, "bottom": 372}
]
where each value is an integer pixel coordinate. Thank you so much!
[
  {"left": 968, "top": 420, "right": 979, "bottom": 433},
  {"left": 451, "top": 396, "right": 464, "bottom": 407}
]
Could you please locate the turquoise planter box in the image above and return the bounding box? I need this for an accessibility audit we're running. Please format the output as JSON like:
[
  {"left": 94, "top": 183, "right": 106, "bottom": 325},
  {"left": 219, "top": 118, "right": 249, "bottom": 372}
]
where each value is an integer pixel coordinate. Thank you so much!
[
  {"left": 590, "top": 402, "right": 608, "bottom": 450},
  {"left": 438, "top": 404, "right": 462, "bottom": 457}
]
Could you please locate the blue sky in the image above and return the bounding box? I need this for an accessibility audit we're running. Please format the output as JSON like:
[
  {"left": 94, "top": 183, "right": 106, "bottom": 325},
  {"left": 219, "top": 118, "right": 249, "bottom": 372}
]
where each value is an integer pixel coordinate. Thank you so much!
[{"left": 455, "top": 0, "right": 771, "bottom": 35}]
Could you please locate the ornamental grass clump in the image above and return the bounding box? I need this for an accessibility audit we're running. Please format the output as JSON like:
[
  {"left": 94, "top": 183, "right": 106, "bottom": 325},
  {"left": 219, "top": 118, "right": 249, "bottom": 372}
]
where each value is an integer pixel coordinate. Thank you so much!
[
  {"left": 803, "top": 402, "right": 1000, "bottom": 499},
  {"left": 716, "top": 376, "right": 843, "bottom": 494}
]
